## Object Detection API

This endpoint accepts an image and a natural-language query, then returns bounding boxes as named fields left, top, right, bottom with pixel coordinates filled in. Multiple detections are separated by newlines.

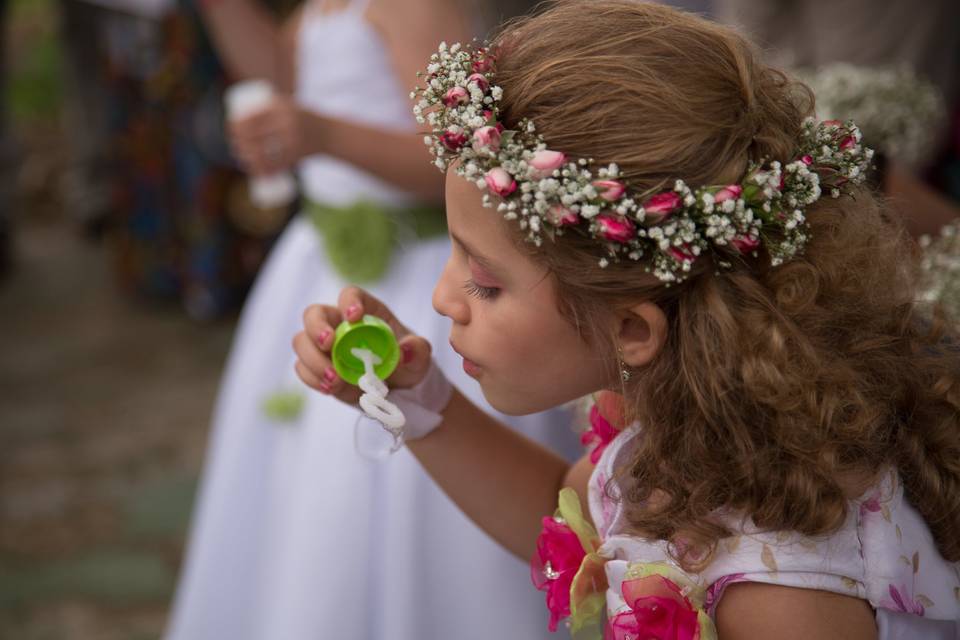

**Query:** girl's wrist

left=388, top=359, right=454, bottom=442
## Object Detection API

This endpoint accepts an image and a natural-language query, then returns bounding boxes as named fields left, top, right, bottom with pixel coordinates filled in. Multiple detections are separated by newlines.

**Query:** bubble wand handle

left=352, top=347, right=406, bottom=452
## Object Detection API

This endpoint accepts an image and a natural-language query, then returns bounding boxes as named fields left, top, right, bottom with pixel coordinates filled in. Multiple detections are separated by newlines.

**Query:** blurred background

left=1, top=0, right=295, bottom=637
left=0, top=0, right=957, bottom=639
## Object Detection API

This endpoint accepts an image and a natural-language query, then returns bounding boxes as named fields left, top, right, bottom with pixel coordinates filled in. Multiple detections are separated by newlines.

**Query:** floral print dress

left=533, top=403, right=960, bottom=639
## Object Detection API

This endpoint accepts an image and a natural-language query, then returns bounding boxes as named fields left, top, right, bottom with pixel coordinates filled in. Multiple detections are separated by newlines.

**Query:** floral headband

left=412, top=42, right=874, bottom=284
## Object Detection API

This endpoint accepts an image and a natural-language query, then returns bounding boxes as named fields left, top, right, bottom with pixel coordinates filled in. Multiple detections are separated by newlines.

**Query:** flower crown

left=412, top=42, right=876, bottom=284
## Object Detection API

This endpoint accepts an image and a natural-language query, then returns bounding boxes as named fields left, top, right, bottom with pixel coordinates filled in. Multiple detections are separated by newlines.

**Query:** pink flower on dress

left=581, top=403, right=620, bottom=464
left=443, top=86, right=469, bottom=107
left=800, top=154, right=814, bottom=165
left=713, top=184, right=742, bottom=203
left=531, top=516, right=587, bottom=631
left=593, top=179, right=627, bottom=202
left=840, top=135, right=856, bottom=150
left=596, top=214, right=637, bottom=243
left=885, top=584, right=925, bottom=616
left=704, top=573, right=747, bottom=614
left=530, top=150, right=567, bottom=178
left=484, top=168, right=517, bottom=196
left=606, top=575, right=702, bottom=640
left=859, top=492, right=883, bottom=518
left=643, top=191, right=683, bottom=224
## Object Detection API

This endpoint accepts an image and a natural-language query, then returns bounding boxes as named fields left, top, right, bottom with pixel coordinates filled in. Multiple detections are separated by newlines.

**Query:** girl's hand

left=293, top=286, right=434, bottom=403
left=228, top=94, right=310, bottom=176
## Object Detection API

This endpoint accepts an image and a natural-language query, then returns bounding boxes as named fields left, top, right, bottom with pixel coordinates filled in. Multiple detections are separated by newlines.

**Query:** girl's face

left=433, top=172, right=613, bottom=415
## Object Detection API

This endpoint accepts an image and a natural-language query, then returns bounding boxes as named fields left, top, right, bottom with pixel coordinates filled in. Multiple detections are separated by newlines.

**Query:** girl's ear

left=618, top=302, right=668, bottom=367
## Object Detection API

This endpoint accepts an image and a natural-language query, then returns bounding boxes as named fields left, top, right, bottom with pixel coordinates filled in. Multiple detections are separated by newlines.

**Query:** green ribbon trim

left=306, top=199, right=446, bottom=284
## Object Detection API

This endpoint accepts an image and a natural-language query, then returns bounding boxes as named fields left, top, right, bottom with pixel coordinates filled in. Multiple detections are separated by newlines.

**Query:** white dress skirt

left=163, top=3, right=581, bottom=639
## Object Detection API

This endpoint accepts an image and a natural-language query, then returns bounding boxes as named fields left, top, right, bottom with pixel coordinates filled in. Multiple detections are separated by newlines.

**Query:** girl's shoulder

left=588, top=429, right=960, bottom=625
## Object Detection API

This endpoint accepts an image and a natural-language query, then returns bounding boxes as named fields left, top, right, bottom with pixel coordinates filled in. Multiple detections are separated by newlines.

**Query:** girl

left=294, top=1, right=960, bottom=638
left=166, top=1, right=579, bottom=639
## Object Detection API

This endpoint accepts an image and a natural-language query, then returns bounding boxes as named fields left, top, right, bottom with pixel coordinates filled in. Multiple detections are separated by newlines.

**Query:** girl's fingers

left=302, top=304, right=343, bottom=351
left=295, top=359, right=327, bottom=392
left=292, top=331, right=334, bottom=381
left=337, top=286, right=411, bottom=339
left=387, top=335, right=433, bottom=389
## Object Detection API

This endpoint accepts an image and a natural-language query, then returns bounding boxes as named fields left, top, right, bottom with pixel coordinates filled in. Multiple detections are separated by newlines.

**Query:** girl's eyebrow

left=450, top=232, right=503, bottom=278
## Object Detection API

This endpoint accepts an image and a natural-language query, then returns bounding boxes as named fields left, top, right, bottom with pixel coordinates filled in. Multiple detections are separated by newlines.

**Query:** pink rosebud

left=592, top=179, right=627, bottom=202
left=545, top=204, right=579, bottom=226
left=472, top=126, right=501, bottom=153
left=730, top=234, right=760, bottom=254
left=467, top=73, right=489, bottom=92
left=484, top=167, right=517, bottom=197
left=800, top=154, right=814, bottom=165
left=713, top=184, right=743, bottom=203
left=442, top=86, right=469, bottom=107
left=642, top=191, right=682, bottom=224
left=669, top=244, right=696, bottom=264
left=840, top=135, right=856, bottom=150
left=482, top=109, right=505, bottom=133
left=596, top=214, right=636, bottom=243
left=823, top=119, right=843, bottom=127
left=472, top=55, right=495, bottom=74
left=529, top=150, right=566, bottom=178
left=439, top=128, right=468, bottom=151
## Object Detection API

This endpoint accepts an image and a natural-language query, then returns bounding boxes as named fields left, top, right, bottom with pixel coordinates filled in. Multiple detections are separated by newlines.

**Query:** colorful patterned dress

left=534, top=400, right=960, bottom=639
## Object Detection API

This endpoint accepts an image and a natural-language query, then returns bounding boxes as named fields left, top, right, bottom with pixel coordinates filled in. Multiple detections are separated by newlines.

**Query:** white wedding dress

left=163, top=2, right=580, bottom=639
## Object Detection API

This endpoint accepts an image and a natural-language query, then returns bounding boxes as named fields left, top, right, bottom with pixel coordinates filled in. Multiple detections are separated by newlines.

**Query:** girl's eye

left=463, top=279, right=500, bottom=300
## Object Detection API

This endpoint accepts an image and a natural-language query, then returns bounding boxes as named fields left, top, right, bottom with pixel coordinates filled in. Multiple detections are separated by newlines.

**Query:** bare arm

left=716, top=583, right=877, bottom=640
left=228, top=0, right=470, bottom=201
left=199, top=0, right=298, bottom=91
left=294, top=290, right=595, bottom=561
left=304, top=0, right=473, bottom=201
left=408, top=390, right=594, bottom=559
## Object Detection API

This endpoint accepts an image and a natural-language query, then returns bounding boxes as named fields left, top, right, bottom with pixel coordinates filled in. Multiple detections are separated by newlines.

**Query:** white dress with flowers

left=585, top=426, right=960, bottom=639
left=164, top=2, right=578, bottom=640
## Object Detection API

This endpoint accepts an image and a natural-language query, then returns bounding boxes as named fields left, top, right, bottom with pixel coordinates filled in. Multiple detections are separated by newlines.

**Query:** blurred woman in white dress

left=163, top=1, right=580, bottom=639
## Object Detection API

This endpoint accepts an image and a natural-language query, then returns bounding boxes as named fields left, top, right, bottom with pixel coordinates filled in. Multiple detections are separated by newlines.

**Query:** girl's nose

left=432, top=260, right=470, bottom=325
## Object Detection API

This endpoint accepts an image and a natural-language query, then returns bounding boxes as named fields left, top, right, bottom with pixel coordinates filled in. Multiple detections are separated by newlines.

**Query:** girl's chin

left=480, top=384, right=584, bottom=417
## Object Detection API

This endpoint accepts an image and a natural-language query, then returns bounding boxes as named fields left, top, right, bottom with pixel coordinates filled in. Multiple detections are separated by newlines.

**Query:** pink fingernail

left=319, top=382, right=332, bottom=394
left=346, top=304, right=360, bottom=319
left=317, top=329, right=331, bottom=345
left=324, top=368, right=337, bottom=382
left=401, top=343, right=414, bottom=365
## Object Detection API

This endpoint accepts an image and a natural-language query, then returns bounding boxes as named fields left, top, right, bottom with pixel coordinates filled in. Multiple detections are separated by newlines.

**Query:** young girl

left=293, top=2, right=960, bottom=637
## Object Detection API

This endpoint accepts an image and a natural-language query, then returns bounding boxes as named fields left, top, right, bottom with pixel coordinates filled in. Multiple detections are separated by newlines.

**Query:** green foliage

left=6, top=0, right=62, bottom=124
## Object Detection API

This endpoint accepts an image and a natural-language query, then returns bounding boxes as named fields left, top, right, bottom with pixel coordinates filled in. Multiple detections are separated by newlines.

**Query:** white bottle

left=223, top=79, right=297, bottom=209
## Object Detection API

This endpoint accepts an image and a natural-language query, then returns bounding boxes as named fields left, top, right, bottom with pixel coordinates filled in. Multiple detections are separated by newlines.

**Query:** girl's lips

left=462, top=357, right=482, bottom=378
left=450, top=341, right=483, bottom=378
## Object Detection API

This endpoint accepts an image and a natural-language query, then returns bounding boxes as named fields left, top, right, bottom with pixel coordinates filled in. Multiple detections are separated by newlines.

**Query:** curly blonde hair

left=492, top=0, right=960, bottom=567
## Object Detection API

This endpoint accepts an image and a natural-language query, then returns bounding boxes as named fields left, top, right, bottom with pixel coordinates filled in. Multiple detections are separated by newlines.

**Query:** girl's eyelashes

left=463, top=279, right=500, bottom=300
